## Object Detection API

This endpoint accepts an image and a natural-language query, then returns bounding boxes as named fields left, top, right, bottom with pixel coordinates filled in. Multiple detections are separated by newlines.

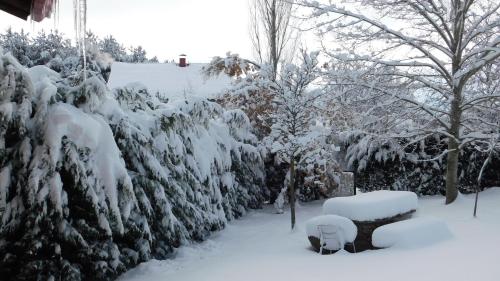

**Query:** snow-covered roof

left=107, top=62, right=232, bottom=100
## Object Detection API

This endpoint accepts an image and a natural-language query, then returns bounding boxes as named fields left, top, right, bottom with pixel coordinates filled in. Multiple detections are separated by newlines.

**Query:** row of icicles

left=31, top=0, right=88, bottom=80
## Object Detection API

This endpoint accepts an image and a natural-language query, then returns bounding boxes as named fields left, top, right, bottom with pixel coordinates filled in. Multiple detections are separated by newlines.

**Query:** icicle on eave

left=29, top=0, right=87, bottom=81
left=29, top=0, right=59, bottom=33
left=73, top=0, right=88, bottom=81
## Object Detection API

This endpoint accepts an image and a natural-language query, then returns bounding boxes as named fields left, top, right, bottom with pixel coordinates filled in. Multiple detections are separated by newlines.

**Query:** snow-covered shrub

left=111, top=85, right=266, bottom=245
left=0, top=51, right=131, bottom=281
left=57, top=46, right=113, bottom=86
left=0, top=51, right=265, bottom=280
left=341, top=132, right=500, bottom=195
left=204, top=53, right=274, bottom=140
left=273, top=186, right=287, bottom=213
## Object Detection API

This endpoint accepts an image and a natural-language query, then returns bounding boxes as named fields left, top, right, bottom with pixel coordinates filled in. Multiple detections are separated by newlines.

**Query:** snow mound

left=107, top=62, right=232, bottom=100
left=372, top=217, right=453, bottom=248
left=323, top=191, right=418, bottom=221
left=306, top=215, right=357, bottom=250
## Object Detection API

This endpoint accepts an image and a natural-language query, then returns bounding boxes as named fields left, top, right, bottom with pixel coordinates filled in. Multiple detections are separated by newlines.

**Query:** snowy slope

left=119, top=188, right=500, bottom=281
left=107, top=62, right=232, bottom=100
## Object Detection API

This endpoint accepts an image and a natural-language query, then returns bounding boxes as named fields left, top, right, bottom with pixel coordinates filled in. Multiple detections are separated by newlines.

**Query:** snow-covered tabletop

left=323, top=191, right=418, bottom=222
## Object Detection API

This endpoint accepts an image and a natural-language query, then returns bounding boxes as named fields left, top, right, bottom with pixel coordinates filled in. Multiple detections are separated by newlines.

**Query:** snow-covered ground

left=119, top=188, right=500, bottom=281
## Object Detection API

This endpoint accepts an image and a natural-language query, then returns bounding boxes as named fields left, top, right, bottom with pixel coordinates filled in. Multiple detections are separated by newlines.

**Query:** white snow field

left=107, top=62, right=232, bottom=100
left=119, top=188, right=500, bottom=281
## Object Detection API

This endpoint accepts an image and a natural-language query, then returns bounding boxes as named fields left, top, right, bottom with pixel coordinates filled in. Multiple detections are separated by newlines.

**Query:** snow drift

left=372, top=217, right=453, bottom=248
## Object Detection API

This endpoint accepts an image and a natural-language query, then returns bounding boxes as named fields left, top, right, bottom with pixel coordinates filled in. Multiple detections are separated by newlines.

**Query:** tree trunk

left=473, top=187, right=479, bottom=217
left=289, top=157, right=296, bottom=229
left=270, top=0, right=278, bottom=81
left=445, top=141, right=459, bottom=204
left=445, top=89, right=462, bottom=204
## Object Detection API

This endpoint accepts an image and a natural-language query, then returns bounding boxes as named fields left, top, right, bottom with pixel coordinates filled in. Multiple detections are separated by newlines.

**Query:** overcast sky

left=0, top=0, right=254, bottom=62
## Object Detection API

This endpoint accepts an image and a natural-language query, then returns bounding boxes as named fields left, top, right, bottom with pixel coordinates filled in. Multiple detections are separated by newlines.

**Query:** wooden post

left=290, top=158, right=296, bottom=229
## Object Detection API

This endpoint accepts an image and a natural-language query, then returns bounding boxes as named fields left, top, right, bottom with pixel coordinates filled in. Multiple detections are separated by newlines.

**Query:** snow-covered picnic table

left=322, top=191, right=418, bottom=251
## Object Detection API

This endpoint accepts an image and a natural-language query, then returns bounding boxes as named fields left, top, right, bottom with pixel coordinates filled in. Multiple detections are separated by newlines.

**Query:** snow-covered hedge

left=341, top=132, right=500, bottom=195
left=0, top=51, right=265, bottom=280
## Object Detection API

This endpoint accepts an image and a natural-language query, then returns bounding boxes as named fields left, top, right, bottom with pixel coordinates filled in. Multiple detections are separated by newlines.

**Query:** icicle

left=53, top=0, right=60, bottom=30
left=73, top=0, right=88, bottom=81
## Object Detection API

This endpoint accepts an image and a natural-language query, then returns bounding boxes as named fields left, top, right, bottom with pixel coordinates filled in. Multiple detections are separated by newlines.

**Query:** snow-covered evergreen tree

left=0, top=28, right=33, bottom=66
left=127, top=46, right=148, bottom=63
left=30, top=30, right=74, bottom=66
left=99, top=35, right=127, bottom=62
left=0, top=30, right=154, bottom=75
left=148, top=56, right=159, bottom=63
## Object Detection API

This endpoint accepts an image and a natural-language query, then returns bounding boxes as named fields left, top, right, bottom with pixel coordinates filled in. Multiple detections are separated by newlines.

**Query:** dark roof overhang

left=0, top=0, right=32, bottom=20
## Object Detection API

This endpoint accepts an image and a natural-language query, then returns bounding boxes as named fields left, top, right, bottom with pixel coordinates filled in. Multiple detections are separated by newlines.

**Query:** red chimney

left=179, top=54, right=187, bottom=67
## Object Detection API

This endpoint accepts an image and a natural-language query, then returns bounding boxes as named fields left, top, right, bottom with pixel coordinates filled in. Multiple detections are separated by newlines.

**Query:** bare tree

left=249, top=0, right=298, bottom=80
left=300, top=0, right=500, bottom=204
